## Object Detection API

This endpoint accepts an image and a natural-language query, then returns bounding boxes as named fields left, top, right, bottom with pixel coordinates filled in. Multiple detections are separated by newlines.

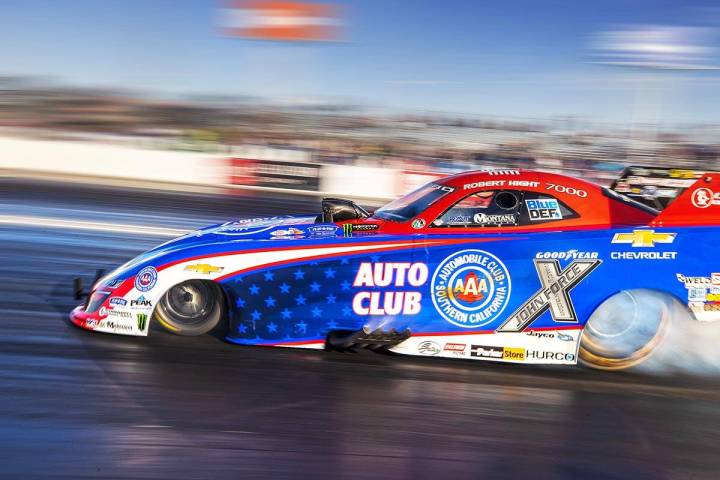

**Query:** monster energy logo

left=496, top=259, right=601, bottom=332
left=343, top=224, right=353, bottom=236
left=136, top=313, right=148, bottom=331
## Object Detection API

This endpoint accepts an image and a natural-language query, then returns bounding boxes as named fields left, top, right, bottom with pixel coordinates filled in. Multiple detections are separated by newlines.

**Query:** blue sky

left=1, top=0, right=720, bottom=123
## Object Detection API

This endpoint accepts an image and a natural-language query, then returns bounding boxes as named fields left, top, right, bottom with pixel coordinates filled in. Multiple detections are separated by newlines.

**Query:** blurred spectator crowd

left=1, top=76, right=719, bottom=187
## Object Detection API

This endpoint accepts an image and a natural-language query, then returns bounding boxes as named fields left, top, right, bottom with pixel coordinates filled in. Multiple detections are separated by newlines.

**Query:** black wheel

left=154, top=280, right=226, bottom=336
left=579, top=289, right=670, bottom=371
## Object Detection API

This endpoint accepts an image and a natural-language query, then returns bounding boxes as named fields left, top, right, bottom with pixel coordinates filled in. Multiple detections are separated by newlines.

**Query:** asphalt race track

left=2, top=179, right=720, bottom=479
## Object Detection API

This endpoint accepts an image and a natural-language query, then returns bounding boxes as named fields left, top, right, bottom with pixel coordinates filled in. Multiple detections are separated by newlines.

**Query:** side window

left=432, top=190, right=522, bottom=228
left=431, top=190, right=579, bottom=228
left=520, top=192, right=578, bottom=224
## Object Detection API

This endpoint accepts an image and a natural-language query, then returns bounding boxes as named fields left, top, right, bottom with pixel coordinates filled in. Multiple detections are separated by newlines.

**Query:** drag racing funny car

left=71, top=168, right=720, bottom=370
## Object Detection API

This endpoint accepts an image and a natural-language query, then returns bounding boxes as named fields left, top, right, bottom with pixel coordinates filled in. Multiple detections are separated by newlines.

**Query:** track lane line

left=0, top=214, right=190, bottom=237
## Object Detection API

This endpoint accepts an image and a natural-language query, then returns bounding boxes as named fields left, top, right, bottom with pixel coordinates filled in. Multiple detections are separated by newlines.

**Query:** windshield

left=374, top=183, right=455, bottom=222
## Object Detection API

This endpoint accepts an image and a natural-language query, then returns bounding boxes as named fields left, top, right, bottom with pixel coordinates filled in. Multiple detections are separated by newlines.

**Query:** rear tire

left=154, top=280, right=225, bottom=336
left=579, top=289, right=670, bottom=371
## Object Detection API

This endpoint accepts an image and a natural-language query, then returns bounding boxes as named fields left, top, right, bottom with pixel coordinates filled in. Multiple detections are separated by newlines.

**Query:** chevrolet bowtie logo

left=611, top=230, right=676, bottom=248
left=184, top=264, right=224, bottom=274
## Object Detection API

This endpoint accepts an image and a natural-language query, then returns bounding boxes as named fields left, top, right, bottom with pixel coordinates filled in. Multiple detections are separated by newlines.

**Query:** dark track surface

left=2, top=180, right=720, bottom=479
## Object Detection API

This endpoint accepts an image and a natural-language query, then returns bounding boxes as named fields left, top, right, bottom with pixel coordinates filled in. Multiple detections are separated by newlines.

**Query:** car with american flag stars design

left=71, top=168, right=720, bottom=370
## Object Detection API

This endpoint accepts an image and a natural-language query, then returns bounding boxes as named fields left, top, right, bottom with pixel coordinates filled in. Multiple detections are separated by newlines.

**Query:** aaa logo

left=431, top=249, right=511, bottom=328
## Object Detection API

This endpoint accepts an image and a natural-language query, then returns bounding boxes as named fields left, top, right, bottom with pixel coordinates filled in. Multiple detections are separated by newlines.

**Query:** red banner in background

left=222, top=1, right=343, bottom=42
left=229, top=158, right=321, bottom=191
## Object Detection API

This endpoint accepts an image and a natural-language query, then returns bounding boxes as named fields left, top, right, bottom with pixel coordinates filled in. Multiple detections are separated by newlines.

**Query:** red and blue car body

left=70, top=169, right=720, bottom=366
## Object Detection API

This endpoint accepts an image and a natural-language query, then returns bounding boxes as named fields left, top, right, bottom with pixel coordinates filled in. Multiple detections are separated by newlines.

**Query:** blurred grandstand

left=1, top=76, right=718, bottom=192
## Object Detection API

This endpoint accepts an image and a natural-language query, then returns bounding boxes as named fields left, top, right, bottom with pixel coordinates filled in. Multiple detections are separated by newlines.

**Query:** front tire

left=154, top=280, right=226, bottom=336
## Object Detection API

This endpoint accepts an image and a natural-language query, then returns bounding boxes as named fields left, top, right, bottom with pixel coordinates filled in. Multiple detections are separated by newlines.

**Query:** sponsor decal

left=184, top=264, right=224, bottom=275
left=136, top=313, right=148, bottom=332
left=463, top=180, right=507, bottom=190
left=557, top=332, right=574, bottom=342
left=342, top=223, right=380, bottom=235
left=443, top=343, right=467, bottom=354
left=352, top=262, right=428, bottom=315
left=213, top=217, right=307, bottom=236
left=135, top=266, right=158, bottom=292
left=508, top=180, right=539, bottom=187
left=526, top=330, right=554, bottom=339
left=411, top=219, right=426, bottom=229
left=109, top=297, right=127, bottom=307
left=470, top=345, right=503, bottom=358
left=677, top=273, right=720, bottom=309
left=689, top=288, right=706, bottom=301
left=352, top=224, right=380, bottom=231
left=526, top=199, right=562, bottom=221
left=676, top=273, right=719, bottom=288
left=497, top=259, right=601, bottom=333
left=85, top=319, right=98, bottom=328
left=306, top=225, right=339, bottom=237
left=526, top=330, right=575, bottom=342
left=535, top=250, right=598, bottom=260
left=691, top=187, right=720, bottom=208
left=473, top=212, right=517, bottom=225
left=98, top=307, right=108, bottom=317
left=611, top=230, right=676, bottom=248
left=611, top=251, right=677, bottom=260
left=98, top=320, right=133, bottom=333
left=545, top=183, right=587, bottom=198
left=526, top=351, right=576, bottom=362
left=108, top=310, right=132, bottom=318
left=470, top=345, right=525, bottom=361
left=431, top=249, right=511, bottom=328
left=270, top=227, right=304, bottom=237
left=417, top=341, right=441, bottom=356
left=130, top=296, right=152, bottom=308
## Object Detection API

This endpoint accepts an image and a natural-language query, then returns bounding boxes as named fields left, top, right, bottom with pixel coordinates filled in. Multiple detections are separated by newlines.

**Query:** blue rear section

left=216, top=225, right=716, bottom=345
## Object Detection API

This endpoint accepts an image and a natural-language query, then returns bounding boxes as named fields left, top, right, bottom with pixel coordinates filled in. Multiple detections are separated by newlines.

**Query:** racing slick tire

left=154, top=280, right=226, bottom=336
left=579, top=289, right=671, bottom=371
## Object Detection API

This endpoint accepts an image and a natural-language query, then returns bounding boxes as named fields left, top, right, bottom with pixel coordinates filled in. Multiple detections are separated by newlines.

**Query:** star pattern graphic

left=225, top=252, right=402, bottom=342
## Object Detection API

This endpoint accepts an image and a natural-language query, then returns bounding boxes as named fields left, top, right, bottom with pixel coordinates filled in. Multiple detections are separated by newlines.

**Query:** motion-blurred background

left=4, top=2, right=720, bottom=478
left=3, top=0, right=720, bottom=198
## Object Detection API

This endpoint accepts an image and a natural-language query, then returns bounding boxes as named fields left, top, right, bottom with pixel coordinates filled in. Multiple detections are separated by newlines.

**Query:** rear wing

left=610, top=166, right=708, bottom=211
